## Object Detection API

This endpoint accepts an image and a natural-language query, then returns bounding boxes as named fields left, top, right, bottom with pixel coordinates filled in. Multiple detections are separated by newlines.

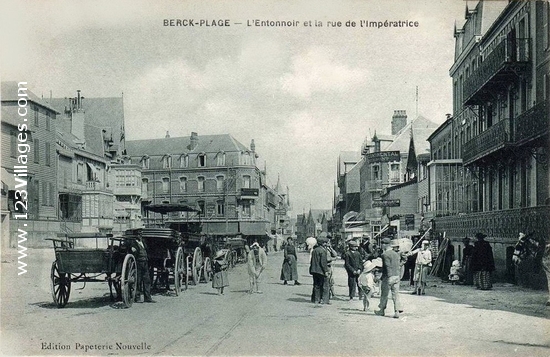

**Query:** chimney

left=250, top=139, right=255, bottom=152
left=391, top=110, right=407, bottom=135
left=165, top=131, right=170, bottom=138
left=190, top=132, right=199, bottom=150
left=71, top=90, right=85, bottom=141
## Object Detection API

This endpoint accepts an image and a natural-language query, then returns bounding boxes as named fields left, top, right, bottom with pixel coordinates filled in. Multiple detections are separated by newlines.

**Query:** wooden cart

left=47, top=233, right=137, bottom=308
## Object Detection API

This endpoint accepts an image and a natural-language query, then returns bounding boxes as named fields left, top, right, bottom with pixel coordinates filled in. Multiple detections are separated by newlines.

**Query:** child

left=449, top=259, right=461, bottom=285
left=358, top=258, right=382, bottom=311
left=212, top=250, right=229, bottom=295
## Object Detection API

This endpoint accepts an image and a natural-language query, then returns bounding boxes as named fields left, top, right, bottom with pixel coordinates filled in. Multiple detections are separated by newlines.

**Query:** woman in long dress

left=212, top=251, right=229, bottom=295
left=280, top=237, right=301, bottom=285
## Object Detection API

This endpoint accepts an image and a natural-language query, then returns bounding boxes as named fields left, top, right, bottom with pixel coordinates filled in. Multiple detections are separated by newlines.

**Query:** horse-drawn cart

left=124, top=227, right=188, bottom=295
left=47, top=233, right=137, bottom=308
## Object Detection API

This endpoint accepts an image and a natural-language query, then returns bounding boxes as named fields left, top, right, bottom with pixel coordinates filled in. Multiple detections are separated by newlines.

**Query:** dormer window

left=163, top=155, right=172, bottom=169
left=141, top=156, right=150, bottom=169
left=180, top=155, right=189, bottom=168
left=216, top=152, right=226, bottom=166
left=241, top=152, right=251, bottom=165
left=198, top=153, right=206, bottom=167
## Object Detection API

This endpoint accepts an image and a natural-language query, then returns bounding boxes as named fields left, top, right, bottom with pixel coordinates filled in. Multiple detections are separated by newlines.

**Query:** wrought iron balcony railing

left=462, top=118, right=511, bottom=165
left=433, top=206, right=550, bottom=243
left=463, top=38, right=530, bottom=105
left=513, top=101, right=549, bottom=145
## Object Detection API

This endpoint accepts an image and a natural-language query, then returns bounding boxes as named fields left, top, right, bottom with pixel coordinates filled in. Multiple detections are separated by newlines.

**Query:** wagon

left=46, top=233, right=137, bottom=308
left=224, top=237, right=247, bottom=267
left=124, top=227, right=188, bottom=295
left=182, top=233, right=215, bottom=285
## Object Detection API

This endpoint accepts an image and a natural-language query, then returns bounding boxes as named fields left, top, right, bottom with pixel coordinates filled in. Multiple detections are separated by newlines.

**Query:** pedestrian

left=309, top=236, right=329, bottom=305
left=344, top=240, right=363, bottom=300
left=131, top=231, right=154, bottom=303
left=471, top=232, right=495, bottom=290
left=245, top=245, right=256, bottom=294
left=212, top=250, right=229, bottom=295
left=409, top=240, right=432, bottom=295
left=462, top=237, right=474, bottom=285
left=280, top=237, right=301, bottom=286
left=325, top=237, right=338, bottom=299
left=449, top=260, right=461, bottom=285
left=250, top=242, right=267, bottom=293
left=358, top=258, right=382, bottom=312
left=375, top=238, right=403, bottom=318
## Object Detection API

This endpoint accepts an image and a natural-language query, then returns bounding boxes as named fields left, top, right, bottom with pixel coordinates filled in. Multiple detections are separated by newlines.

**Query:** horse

left=512, top=232, right=550, bottom=306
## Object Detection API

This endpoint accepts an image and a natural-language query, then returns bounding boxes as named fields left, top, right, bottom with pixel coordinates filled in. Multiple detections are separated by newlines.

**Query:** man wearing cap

left=409, top=240, right=433, bottom=295
left=344, top=240, right=364, bottom=300
left=131, top=231, right=154, bottom=303
left=375, top=238, right=402, bottom=318
left=309, top=237, right=329, bottom=304
left=471, top=232, right=494, bottom=290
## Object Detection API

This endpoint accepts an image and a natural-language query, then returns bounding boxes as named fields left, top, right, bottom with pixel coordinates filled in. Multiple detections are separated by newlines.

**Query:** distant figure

left=250, top=242, right=267, bottom=293
left=212, top=251, right=229, bottom=295
left=471, top=232, right=495, bottom=290
left=309, top=237, right=329, bottom=305
left=344, top=240, right=363, bottom=300
left=462, top=237, right=474, bottom=285
left=410, top=240, right=433, bottom=295
left=280, top=237, right=300, bottom=286
left=449, top=260, right=461, bottom=285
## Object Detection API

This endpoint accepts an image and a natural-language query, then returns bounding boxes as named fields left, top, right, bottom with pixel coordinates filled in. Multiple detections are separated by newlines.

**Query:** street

left=1, top=248, right=549, bottom=356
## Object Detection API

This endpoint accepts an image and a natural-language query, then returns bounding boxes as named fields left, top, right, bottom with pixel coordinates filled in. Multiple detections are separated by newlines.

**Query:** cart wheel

left=192, top=247, right=202, bottom=285
left=50, top=261, right=71, bottom=308
left=203, top=257, right=212, bottom=282
left=174, top=247, right=184, bottom=295
left=121, top=254, right=137, bottom=308
left=185, top=255, right=191, bottom=290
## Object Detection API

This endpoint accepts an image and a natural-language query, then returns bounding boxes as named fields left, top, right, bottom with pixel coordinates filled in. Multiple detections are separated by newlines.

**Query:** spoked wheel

left=174, top=247, right=185, bottom=295
left=50, top=261, right=71, bottom=308
left=121, top=254, right=137, bottom=308
left=192, top=247, right=202, bottom=285
left=203, top=257, right=212, bottom=282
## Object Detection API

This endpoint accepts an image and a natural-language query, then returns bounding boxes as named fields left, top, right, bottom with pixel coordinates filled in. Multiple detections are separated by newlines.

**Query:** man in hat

left=131, top=231, right=154, bottom=303
left=344, top=240, right=364, bottom=300
left=409, top=240, right=432, bottom=295
left=462, top=237, right=474, bottom=285
left=471, top=232, right=494, bottom=290
left=309, top=236, right=329, bottom=304
left=375, top=238, right=403, bottom=318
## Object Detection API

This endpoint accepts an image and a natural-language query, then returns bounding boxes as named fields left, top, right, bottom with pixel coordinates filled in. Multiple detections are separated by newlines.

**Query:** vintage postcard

left=1, top=0, right=549, bottom=356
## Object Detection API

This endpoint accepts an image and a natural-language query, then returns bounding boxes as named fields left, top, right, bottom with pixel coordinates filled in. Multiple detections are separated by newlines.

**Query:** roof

left=1, top=82, right=60, bottom=113
left=126, top=134, right=249, bottom=157
left=338, top=151, right=361, bottom=176
left=385, top=115, right=439, bottom=156
left=47, top=96, right=125, bottom=154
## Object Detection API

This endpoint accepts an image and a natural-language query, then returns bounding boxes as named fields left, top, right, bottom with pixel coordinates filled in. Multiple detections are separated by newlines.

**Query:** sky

left=0, top=0, right=470, bottom=215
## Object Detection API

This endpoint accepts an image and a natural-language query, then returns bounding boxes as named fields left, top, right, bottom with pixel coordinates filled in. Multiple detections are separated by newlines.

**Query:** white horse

left=512, top=232, right=550, bottom=306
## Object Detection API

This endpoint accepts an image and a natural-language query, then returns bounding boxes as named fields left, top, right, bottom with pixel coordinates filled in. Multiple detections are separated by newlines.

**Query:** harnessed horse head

left=512, top=232, right=541, bottom=265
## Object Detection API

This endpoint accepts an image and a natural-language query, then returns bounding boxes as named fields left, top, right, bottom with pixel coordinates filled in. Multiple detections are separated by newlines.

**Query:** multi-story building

left=2, top=82, right=60, bottom=247
left=126, top=132, right=276, bottom=244
left=432, top=1, right=550, bottom=286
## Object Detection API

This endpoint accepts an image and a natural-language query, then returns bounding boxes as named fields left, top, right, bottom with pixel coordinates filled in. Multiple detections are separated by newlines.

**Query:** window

left=49, top=182, right=55, bottom=207
left=34, top=138, right=40, bottom=163
left=10, top=131, right=16, bottom=158
left=45, top=142, right=51, bottom=166
left=162, top=177, right=169, bottom=193
left=242, top=175, right=251, bottom=189
left=217, top=152, right=225, bottom=166
left=42, top=181, right=48, bottom=205
left=242, top=201, right=251, bottom=217
left=217, top=201, right=225, bottom=216
left=34, top=106, right=39, bottom=127
left=180, top=155, right=189, bottom=168
left=179, top=177, right=187, bottom=192
left=197, top=177, right=205, bottom=192
left=390, top=163, right=400, bottom=182
left=141, top=178, right=148, bottom=194
left=216, top=176, right=224, bottom=192
left=372, top=165, right=380, bottom=180
left=163, top=155, right=172, bottom=169
left=77, top=163, right=84, bottom=183
left=46, top=116, right=51, bottom=131
left=198, top=154, right=206, bottom=167
left=142, top=157, right=150, bottom=169
left=242, top=152, right=251, bottom=165
left=197, top=200, right=205, bottom=215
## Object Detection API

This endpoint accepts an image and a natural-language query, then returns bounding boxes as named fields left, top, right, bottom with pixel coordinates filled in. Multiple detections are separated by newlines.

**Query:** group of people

left=460, top=232, right=495, bottom=290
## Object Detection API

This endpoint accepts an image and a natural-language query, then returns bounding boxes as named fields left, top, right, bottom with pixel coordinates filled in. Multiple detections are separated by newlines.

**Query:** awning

left=240, top=221, right=269, bottom=236
left=1, top=168, right=16, bottom=190
left=86, top=163, right=101, bottom=180
left=144, top=203, right=199, bottom=214
left=202, top=222, right=239, bottom=235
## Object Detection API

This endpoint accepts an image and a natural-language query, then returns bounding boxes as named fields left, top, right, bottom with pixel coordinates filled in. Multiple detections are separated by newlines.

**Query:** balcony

left=462, top=119, right=511, bottom=165
left=463, top=38, right=530, bottom=105
left=513, top=101, right=549, bottom=145
left=433, top=206, right=550, bottom=242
